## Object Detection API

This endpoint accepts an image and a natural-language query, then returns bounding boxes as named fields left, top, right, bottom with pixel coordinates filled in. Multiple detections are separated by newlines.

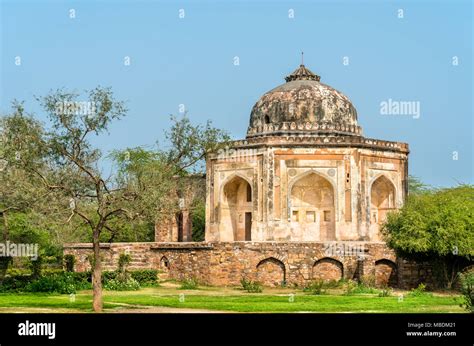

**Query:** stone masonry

left=63, top=241, right=433, bottom=289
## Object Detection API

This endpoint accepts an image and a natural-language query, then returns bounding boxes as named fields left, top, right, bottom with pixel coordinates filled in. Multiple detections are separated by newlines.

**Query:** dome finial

left=285, top=58, right=321, bottom=82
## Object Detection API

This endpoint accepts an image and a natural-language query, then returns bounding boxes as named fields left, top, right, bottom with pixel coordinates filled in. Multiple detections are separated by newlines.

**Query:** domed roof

left=247, top=64, right=362, bottom=138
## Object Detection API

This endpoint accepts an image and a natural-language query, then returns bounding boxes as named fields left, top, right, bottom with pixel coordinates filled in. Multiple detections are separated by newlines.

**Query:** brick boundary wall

left=63, top=242, right=434, bottom=289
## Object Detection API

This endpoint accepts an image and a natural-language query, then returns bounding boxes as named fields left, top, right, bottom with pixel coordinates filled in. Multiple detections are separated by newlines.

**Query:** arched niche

left=220, top=175, right=253, bottom=241
left=289, top=172, right=336, bottom=240
left=312, top=258, right=344, bottom=281
left=370, top=175, right=396, bottom=225
left=256, top=257, right=286, bottom=286
left=375, top=259, right=398, bottom=287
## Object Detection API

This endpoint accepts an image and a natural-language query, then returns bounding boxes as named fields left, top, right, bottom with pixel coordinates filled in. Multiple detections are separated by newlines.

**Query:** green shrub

left=191, top=201, right=205, bottom=242
left=343, top=279, right=358, bottom=295
left=58, top=270, right=159, bottom=287
left=6, top=268, right=30, bottom=276
left=351, top=285, right=380, bottom=294
left=130, top=270, right=159, bottom=286
left=179, top=278, right=199, bottom=290
left=324, top=279, right=344, bottom=289
left=71, top=271, right=91, bottom=284
left=102, top=255, right=142, bottom=291
left=408, top=283, right=432, bottom=297
left=0, top=268, right=156, bottom=293
left=344, top=276, right=382, bottom=295
left=64, top=255, right=75, bottom=272
left=458, top=272, right=474, bottom=312
left=240, top=278, right=263, bottom=293
left=303, top=280, right=326, bottom=295
left=0, top=257, right=12, bottom=279
left=26, top=272, right=77, bottom=294
left=378, top=288, right=393, bottom=297
left=0, top=275, right=32, bottom=292
left=118, top=253, right=132, bottom=272
left=29, top=257, right=43, bottom=279
left=360, top=275, right=376, bottom=288
left=71, top=272, right=92, bottom=290
left=41, top=268, right=64, bottom=276
left=0, top=271, right=92, bottom=293
left=104, top=277, right=140, bottom=291
left=102, top=271, right=118, bottom=283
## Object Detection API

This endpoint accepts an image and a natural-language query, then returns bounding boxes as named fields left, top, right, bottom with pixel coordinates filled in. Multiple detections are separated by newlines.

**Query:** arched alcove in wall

left=256, top=257, right=286, bottom=286
left=220, top=175, right=253, bottom=241
left=370, top=175, right=396, bottom=226
left=290, top=172, right=335, bottom=240
left=375, top=259, right=398, bottom=287
left=312, top=258, right=344, bottom=281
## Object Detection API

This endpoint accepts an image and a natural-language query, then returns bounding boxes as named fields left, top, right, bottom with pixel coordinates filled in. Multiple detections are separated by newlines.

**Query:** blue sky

left=1, top=0, right=472, bottom=187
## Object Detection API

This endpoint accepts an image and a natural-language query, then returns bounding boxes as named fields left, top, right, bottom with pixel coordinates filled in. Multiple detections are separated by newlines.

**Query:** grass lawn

left=0, top=283, right=466, bottom=313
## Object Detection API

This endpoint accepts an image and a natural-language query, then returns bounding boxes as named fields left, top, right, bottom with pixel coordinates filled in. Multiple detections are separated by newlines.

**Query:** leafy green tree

left=113, top=115, right=229, bottom=241
left=163, top=114, right=230, bottom=174
left=382, top=185, right=474, bottom=288
left=16, top=87, right=133, bottom=312
left=0, top=102, right=49, bottom=241
left=458, top=271, right=474, bottom=312
left=0, top=103, right=58, bottom=277
left=112, top=147, right=178, bottom=239
left=1, top=101, right=93, bottom=249
left=191, top=200, right=206, bottom=242
left=407, top=175, right=430, bottom=195
left=3, top=93, right=229, bottom=312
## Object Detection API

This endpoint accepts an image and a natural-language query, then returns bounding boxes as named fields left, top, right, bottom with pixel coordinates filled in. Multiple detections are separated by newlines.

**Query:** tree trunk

left=92, top=229, right=103, bottom=312
left=447, top=257, right=459, bottom=290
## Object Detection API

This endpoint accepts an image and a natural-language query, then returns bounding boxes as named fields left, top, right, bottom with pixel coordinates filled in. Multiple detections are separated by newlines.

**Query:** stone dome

left=246, top=64, right=362, bottom=138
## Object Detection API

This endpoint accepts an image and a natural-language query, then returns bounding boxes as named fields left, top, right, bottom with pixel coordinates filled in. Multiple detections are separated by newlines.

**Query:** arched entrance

left=220, top=176, right=252, bottom=241
left=158, top=256, right=170, bottom=279
left=290, top=172, right=335, bottom=240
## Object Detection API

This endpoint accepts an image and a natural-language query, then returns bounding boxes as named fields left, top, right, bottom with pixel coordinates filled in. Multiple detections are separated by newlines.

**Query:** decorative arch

left=288, top=169, right=336, bottom=194
left=369, top=174, right=397, bottom=226
left=375, top=259, right=398, bottom=287
left=368, top=173, right=398, bottom=204
left=219, top=172, right=253, bottom=198
left=219, top=174, right=253, bottom=241
left=288, top=171, right=336, bottom=240
left=256, top=253, right=287, bottom=264
left=312, top=257, right=344, bottom=281
left=256, top=257, right=286, bottom=286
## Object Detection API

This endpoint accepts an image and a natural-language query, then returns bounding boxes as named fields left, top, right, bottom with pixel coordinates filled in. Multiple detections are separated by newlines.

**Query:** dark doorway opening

left=177, top=212, right=184, bottom=242
left=245, top=212, right=252, bottom=241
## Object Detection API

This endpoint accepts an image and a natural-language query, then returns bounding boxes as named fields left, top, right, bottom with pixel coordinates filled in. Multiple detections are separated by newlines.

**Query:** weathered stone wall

left=64, top=241, right=432, bottom=289
left=397, top=259, right=436, bottom=289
